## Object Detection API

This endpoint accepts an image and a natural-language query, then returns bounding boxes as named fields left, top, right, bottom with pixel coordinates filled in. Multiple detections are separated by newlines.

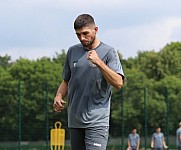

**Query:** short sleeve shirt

left=62, top=42, right=124, bottom=128
left=128, top=133, right=140, bottom=147
left=152, top=132, right=164, bottom=148
left=176, top=128, right=181, bottom=146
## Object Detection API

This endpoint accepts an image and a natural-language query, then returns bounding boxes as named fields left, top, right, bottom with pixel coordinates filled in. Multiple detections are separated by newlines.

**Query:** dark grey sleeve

left=106, top=49, right=124, bottom=79
left=62, top=50, right=71, bottom=81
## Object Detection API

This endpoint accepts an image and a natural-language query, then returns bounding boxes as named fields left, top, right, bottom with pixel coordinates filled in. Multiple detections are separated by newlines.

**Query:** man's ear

left=94, top=26, right=98, bottom=33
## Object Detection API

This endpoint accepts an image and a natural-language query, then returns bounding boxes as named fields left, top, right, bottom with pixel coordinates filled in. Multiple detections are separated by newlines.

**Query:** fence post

left=45, top=82, right=49, bottom=149
left=18, top=80, right=21, bottom=150
left=165, top=89, right=169, bottom=149
left=121, top=87, right=124, bottom=150
left=144, top=87, right=147, bottom=150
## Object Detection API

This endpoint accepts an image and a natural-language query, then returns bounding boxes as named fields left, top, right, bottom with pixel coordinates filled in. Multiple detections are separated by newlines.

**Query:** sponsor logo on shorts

left=93, top=143, right=101, bottom=147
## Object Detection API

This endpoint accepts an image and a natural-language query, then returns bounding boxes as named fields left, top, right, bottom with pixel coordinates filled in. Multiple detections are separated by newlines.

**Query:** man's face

left=156, top=127, right=161, bottom=133
left=132, top=129, right=137, bottom=134
left=75, top=26, right=98, bottom=48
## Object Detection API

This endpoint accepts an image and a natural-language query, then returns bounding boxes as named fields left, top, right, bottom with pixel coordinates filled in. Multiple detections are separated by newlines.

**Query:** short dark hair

left=74, top=14, right=95, bottom=30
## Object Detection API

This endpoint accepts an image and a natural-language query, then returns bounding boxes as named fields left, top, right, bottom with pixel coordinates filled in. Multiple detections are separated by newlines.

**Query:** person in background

left=127, top=128, right=140, bottom=150
left=151, top=127, right=168, bottom=150
left=176, top=122, right=181, bottom=150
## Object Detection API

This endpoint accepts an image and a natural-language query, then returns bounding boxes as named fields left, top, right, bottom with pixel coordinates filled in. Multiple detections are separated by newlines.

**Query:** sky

left=0, top=0, right=181, bottom=60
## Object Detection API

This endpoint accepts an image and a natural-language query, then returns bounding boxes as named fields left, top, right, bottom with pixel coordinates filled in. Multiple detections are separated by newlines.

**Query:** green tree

left=0, top=54, right=12, bottom=69
left=0, top=68, right=19, bottom=141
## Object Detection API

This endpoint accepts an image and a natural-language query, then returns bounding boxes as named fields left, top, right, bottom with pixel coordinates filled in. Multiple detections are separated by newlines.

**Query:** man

left=151, top=127, right=168, bottom=150
left=176, top=122, right=181, bottom=150
left=127, top=128, right=140, bottom=150
left=53, top=14, right=124, bottom=150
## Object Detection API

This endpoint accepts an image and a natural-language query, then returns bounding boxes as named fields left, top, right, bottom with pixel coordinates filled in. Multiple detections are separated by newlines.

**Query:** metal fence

left=0, top=80, right=178, bottom=150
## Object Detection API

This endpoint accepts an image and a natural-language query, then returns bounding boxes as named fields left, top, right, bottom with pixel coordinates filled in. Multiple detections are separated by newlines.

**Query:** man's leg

left=70, top=128, right=86, bottom=150
left=85, top=126, right=109, bottom=150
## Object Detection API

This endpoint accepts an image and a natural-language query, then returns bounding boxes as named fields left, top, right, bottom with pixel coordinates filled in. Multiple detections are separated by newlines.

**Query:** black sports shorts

left=70, top=126, right=109, bottom=150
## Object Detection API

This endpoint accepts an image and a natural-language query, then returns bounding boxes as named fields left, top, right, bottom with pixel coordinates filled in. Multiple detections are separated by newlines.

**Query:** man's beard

left=81, top=36, right=96, bottom=48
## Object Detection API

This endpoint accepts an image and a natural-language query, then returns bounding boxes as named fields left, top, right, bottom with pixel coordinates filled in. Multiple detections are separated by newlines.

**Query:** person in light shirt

left=176, top=122, right=181, bottom=150
left=151, top=127, right=168, bottom=150
left=127, top=128, right=140, bottom=150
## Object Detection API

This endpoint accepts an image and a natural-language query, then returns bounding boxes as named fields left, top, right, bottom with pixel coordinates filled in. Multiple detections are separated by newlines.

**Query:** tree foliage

left=0, top=42, right=181, bottom=141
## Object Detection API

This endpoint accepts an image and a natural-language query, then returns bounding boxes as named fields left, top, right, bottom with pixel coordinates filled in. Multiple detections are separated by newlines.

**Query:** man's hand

left=87, top=50, right=101, bottom=65
left=53, top=95, right=66, bottom=112
left=127, top=146, right=131, bottom=150
left=164, top=145, right=168, bottom=149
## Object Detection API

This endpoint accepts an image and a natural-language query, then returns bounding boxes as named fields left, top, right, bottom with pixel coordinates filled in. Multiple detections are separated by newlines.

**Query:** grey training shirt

left=62, top=42, right=124, bottom=128
left=128, top=133, right=140, bottom=148
left=152, top=132, right=164, bottom=148
left=176, top=128, right=181, bottom=147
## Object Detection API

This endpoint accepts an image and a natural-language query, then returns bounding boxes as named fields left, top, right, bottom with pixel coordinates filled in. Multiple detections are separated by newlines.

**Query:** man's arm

left=53, top=80, right=68, bottom=112
left=127, top=138, right=131, bottom=150
left=87, top=50, right=123, bottom=89
left=96, top=60, right=123, bottom=89
left=151, top=137, right=154, bottom=148
left=136, top=138, right=140, bottom=150
left=163, top=140, right=168, bottom=149
left=163, top=137, right=168, bottom=149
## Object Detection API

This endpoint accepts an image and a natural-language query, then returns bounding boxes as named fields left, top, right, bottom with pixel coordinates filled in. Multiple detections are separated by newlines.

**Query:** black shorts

left=131, top=147, right=136, bottom=150
left=154, top=148, right=163, bottom=150
left=70, top=126, right=109, bottom=150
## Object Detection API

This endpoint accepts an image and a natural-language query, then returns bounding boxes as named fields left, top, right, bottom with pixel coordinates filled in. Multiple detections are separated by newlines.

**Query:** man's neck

left=86, top=38, right=100, bottom=50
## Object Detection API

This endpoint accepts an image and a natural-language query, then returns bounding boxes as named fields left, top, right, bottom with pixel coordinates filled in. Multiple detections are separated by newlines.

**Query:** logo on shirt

left=93, top=143, right=102, bottom=147
left=73, top=61, right=78, bottom=67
